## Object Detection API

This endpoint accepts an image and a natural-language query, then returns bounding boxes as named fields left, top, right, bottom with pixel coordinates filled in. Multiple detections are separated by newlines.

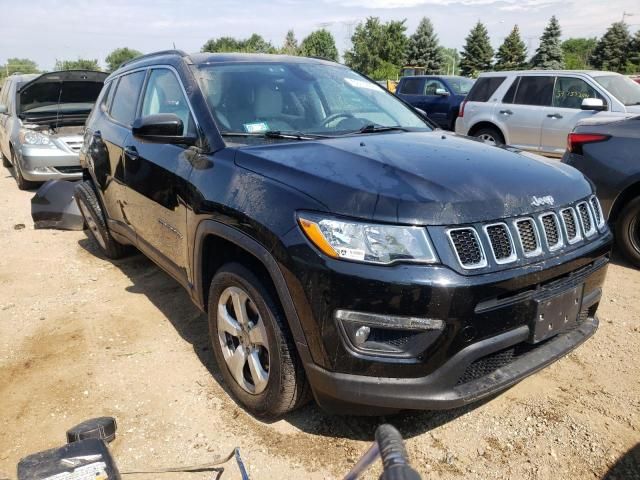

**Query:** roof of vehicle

left=4, top=73, right=39, bottom=84
left=477, top=70, right=620, bottom=78
left=400, top=75, right=473, bottom=79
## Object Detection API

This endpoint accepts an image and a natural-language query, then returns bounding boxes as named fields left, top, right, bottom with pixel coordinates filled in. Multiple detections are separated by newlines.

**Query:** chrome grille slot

left=577, top=201, right=596, bottom=237
left=590, top=196, right=604, bottom=229
left=561, top=208, right=581, bottom=244
left=484, top=223, right=516, bottom=264
left=540, top=213, right=562, bottom=251
left=447, top=228, right=487, bottom=269
left=515, top=218, right=541, bottom=256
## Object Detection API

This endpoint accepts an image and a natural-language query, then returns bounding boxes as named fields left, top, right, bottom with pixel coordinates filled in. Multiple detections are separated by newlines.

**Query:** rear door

left=540, top=76, right=607, bottom=156
left=123, top=67, right=197, bottom=274
left=396, top=77, right=426, bottom=108
left=499, top=75, right=554, bottom=151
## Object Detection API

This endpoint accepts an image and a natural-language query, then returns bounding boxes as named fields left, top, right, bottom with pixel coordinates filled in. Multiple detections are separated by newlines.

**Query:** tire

left=75, top=181, right=130, bottom=259
left=208, top=263, right=310, bottom=417
left=13, top=151, right=39, bottom=190
left=615, top=196, right=640, bottom=268
left=474, top=126, right=505, bottom=146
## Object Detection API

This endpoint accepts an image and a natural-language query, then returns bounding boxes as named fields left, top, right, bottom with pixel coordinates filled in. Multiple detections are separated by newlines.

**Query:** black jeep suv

left=77, top=50, right=611, bottom=417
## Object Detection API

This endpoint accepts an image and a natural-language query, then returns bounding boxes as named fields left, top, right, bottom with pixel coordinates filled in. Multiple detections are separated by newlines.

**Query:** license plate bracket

left=530, top=284, right=583, bottom=343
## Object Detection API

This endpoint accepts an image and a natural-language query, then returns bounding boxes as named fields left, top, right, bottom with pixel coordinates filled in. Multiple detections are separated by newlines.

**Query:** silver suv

left=0, top=70, right=107, bottom=189
left=455, top=70, right=640, bottom=157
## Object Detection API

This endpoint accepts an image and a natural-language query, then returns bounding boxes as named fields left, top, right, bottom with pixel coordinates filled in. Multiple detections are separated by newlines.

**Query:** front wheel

left=615, top=196, right=640, bottom=268
left=13, top=154, right=39, bottom=190
left=474, top=126, right=505, bottom=146
left=208, top=263, right=310, bottom=417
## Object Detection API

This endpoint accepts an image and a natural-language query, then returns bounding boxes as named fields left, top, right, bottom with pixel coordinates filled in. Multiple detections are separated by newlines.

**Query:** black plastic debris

left=31, top=180, right=84, bottom=230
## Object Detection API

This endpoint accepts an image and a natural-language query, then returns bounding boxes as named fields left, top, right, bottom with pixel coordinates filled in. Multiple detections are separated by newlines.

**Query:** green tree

left=281, top=30, right=299, bottom=56
left=439, top=47, right=460, bottom=75
left=300, top=29, right=339, bottom=61
left=561, top=38, right=597, bottom=69
left=105, top=47, right=143, bottom=72
left=201, top=34, right=275, bottom=54
left=459, top=21, right=493, bottom=77
left=344, top=17, right=408, bottom=79
left=0, top=58, right=39, bottom=78
left=406, top=17, right=443, bottom=74
left=590, top=22, right=632, bottom=73
left=530, top=16, right=564, bottom=69
left=54, top=59, right=101, bottom=71
left=495, top=25, right=527, bottom=70
left=630, top=30, right=640, bottom=72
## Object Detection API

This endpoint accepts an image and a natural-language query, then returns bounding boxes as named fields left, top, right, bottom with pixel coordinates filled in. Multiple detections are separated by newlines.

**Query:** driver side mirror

left=581, top=98, right=606, bottom=112
left=132, top=113, right=197, bottom=145
left=435, top=88, right=450, bottom=96
left=0, top=104, right=7, bottom=114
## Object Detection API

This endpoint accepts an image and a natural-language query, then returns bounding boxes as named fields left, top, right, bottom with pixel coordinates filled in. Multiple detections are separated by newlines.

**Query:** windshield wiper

left=355, top=124, right=411, bottom=134
left=220, top=130, right=329, bottom=140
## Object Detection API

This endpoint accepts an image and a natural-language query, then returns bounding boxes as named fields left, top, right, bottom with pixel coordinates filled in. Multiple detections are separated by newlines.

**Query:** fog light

left=354, top=325, right=371, bottom=345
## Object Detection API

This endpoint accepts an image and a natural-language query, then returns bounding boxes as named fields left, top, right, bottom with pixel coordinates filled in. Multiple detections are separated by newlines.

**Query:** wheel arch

left=609, top=180, right=640, bottom=224
left=468, top=121, right=506, bottom=143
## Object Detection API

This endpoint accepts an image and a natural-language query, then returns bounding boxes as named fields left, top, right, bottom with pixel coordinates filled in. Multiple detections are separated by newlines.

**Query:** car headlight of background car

left=297, top=212, right=438, bottom=265
left=19, top=129, right=53, bottom=146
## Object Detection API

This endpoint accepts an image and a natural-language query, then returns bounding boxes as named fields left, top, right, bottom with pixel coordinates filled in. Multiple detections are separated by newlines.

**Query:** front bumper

left=18, top=145, right=82, bottom=181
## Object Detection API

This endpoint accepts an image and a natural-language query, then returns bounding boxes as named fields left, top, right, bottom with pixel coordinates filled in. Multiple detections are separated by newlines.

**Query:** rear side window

left=399, top=78, right=424, bottom=95
left=109, top=70, right=146, bottom=126
left=466, top=77, right=506, bottom=102
left=514, top=76, right=554, bottom=106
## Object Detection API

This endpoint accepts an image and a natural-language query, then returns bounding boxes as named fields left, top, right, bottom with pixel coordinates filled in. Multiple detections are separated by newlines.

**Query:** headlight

left=297, top=213, right=438, bottom=265
left=19, top=129, right=52, bottom=145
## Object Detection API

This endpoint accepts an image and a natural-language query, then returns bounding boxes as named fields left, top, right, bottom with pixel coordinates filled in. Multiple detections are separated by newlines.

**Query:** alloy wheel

left=217, top=286, right=270, bottom=394
left=479, top=133, right=496, bottom=145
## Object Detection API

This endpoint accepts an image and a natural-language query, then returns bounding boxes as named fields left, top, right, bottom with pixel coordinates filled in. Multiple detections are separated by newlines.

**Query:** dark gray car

left=563, top=115, right=640, bottom=267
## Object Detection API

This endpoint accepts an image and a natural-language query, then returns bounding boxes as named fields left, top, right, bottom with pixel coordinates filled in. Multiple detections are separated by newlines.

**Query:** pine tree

left=281, top=30, right=299, bottom=56
left=495, top=25, right=527, bottom=71
left=590, top=22, right=632, bottom=73
left=459, top=21, right=493, bottom=77
left=630, top=30, right=640, bottom=71
left=300, top=29, right=339, bottom=62
left=530, top=16, right=564, bottom=69
left=406, top=17, right=443, bottom=74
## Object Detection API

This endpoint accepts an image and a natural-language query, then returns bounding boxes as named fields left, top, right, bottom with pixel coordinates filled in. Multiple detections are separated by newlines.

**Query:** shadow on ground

left=78, top=235, right=495, bottom=442
left=602, top=443, right=640, bottom=479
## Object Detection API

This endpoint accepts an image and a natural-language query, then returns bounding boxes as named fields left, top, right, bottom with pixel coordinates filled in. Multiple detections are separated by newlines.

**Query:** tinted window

left=514, top=76, right=554, bottom=106
left=502, top=77, right=519, bottom=104
left=141, top=69, right=195, bottom=136
left=553, top=77, right=603, bottom=109
left=466, top=77, right=506, bottom=102
left=400, top=78, right=424, bottom=95
left=110, top=71, right=146, bottom=126
left=424, top=79, right=447, bottom=95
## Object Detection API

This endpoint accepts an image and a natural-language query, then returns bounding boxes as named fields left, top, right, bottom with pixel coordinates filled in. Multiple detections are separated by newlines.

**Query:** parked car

left=76, top=51, right=611, bottom=417
left=563, top=115, right=640, bottom=267
left=396, top=75, right=474, bottom=130
left=455, top=70, right=640, bottom=157
left=0, top=70, right=107, bottom=189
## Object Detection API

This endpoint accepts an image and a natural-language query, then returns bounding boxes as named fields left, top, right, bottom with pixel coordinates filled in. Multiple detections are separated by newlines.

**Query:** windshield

left=193, top=62, right=431, bottom=138
left=595, top=75, right=640, bottom=106
left=448, top=77, right=475, bottom=95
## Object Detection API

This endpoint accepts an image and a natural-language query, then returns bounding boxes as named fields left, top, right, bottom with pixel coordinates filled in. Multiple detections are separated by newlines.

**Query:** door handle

left=124, top=146, right=139, bottom=160
left=499, top=109, right=513, bottom=115
left=547, top=113, right=563, bottom=119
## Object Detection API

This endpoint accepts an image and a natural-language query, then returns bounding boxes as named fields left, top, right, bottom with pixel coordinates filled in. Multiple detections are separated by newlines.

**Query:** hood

left=235, top=131, right=593, bottom=225
left=624, top=104, right=640, bottom=114
left=18, top=70, right=107, bottom=116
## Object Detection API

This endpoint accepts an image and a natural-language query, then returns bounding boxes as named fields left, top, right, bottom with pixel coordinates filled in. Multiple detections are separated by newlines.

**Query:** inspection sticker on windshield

left=337, top=247, right=365, bottom=261
left=243, top=122, right=269, bottom=133
left=344, top=77, right=379, bottom=91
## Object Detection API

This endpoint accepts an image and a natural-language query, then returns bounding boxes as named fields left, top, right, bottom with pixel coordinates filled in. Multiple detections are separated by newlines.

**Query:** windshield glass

left=595, top=75, right=640, bottom=106
left=448, top=77, right=475, bottom=95
left=193, top=62, right=431, bottom=137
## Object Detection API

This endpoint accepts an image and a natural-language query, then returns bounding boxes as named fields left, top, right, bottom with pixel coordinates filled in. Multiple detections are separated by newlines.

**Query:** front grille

left=590, top=196, right=603, bottom=228
left=55, top=166, right=82, bottom=174
left=561, top=208, right=579, bottom=243
left=456, top=342, right=539, bottom=385
left=577, top=202, right=595, bottom=236
left=448, top=228, right=486, bottom=268
left=541, top=213, right=561, bottom=250
left=485, top=223, right=515, bottom=263
left=63, top=140, right=83, bottom=153
left=516, top=219, right=539, bottom=255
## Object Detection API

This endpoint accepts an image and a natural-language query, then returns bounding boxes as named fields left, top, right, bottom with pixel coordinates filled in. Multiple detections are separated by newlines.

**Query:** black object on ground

left=31, top=180, right=84, bottom=230
left=66, top=417, right=117, bottom=444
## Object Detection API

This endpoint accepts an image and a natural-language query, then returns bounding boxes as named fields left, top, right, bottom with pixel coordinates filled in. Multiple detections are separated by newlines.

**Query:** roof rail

left=119, top=49, right=189, bottom=69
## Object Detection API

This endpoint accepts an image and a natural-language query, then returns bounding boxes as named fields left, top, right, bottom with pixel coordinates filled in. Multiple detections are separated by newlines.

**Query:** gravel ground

left=0, top=169, right=638, bottom=480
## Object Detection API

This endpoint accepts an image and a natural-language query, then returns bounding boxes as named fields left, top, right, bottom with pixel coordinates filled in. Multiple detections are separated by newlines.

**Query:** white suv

left=455, top=70, right=640, bottom=157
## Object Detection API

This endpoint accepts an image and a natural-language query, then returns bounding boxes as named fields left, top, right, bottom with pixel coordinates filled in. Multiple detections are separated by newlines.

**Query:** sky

left=0, top=0, right=638, bottom=70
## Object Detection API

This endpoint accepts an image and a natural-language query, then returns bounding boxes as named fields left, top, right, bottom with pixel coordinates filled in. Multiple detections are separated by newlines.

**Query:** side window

left=466, top=77, right=506, bottom=102
left=424, top=79, right=447, bottom=95
left=109, top=70, right=146, bottom=126
left=101, top=81, right=115, bottom=112
left=400, top=78, right=424, bottom=95
left=502, top=77, right=520, bottom=104
left=141, top=69, right=195, bottom=136
left=553, top=77, right=604, bottom=109
left=514, top=76, right=554, bottom=107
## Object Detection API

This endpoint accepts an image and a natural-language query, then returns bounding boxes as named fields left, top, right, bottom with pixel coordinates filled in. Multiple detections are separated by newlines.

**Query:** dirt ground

left=0, top=169, right=638, bottom=480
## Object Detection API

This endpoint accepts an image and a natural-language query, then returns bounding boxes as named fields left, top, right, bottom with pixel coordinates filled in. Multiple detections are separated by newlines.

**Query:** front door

left=422, top=78, right=450, bottom=128
left=540, top=76, right=607, bottom=156
left=124, top=68, right=197, bottom=274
